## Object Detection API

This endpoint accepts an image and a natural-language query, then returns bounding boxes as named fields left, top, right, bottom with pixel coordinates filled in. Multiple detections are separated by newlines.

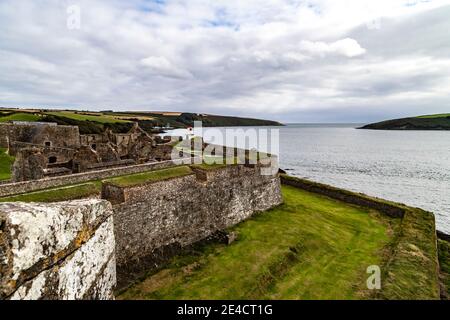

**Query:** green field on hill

left=0, top=108, right=283, bottom=134
left=119, top=185, right=401, bottom=300
left=0, top=112, right=41, bottom=123
left=45, top=111, right=130, bottom=124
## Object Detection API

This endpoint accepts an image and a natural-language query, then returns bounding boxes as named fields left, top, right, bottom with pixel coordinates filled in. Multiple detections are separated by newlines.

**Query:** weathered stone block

left=0, top=199, right=116, bottom=300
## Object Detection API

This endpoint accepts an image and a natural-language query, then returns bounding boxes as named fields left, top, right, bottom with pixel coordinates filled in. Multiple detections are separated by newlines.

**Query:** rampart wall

left=104, top=164, right=283, bottom=289
left=0, top=160, right=283, bottom=298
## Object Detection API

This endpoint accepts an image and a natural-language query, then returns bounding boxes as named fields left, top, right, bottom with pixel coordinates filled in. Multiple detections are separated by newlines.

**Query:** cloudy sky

left=1, top=0, right=450, bottom=123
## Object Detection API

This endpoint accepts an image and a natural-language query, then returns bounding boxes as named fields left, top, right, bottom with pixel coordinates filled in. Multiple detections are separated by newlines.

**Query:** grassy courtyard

left=119, top=185, right=400, bottom=300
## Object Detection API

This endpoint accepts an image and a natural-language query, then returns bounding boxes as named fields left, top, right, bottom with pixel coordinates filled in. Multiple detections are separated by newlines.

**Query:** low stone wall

left=0, top=158, right=200, bottom=198
left=0, top=200, right=116, bottom=300
left=103, top=165, right=283, bottom=289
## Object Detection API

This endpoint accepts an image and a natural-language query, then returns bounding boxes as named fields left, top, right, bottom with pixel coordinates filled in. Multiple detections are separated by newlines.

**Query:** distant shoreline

left=359, top=113, right=450, bottom=130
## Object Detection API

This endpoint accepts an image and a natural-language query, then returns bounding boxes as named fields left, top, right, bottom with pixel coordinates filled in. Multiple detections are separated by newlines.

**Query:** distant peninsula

left=360, top=113, right=450, bottom=130
left=0, top=108, right=283, bottom=134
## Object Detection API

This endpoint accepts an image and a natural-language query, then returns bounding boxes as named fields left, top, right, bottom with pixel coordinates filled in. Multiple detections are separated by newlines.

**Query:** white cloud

left=299, top=38, right=367, bottom=58
left=140, top=56, right=193, bottom=79
left=0, top=0, right=450, bottom=122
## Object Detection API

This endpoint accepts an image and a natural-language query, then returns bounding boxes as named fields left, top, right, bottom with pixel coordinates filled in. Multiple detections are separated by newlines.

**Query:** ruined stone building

left=0, top=121, right=174, bottom=182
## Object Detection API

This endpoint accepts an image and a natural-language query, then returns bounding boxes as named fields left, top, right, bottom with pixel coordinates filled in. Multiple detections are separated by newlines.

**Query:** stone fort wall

left=103, top=164, right=283, bottom=289
left=0, top=158, right=200, bottom=198
left=0, top=122, right=80, bottom=153
left=0, top=162, right=283, bottom=299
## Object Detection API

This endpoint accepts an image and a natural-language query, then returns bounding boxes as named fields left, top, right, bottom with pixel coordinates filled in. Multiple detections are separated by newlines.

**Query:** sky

left=1, top=0, right=450, bottom=123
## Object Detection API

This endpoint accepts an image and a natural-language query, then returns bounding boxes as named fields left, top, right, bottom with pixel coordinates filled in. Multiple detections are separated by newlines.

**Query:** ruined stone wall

left=0, top=124, right=9, bottom=149
left=0, top=200, right=116, bottom=300
left=11, top=147, right=46, bottom=182
left=80, top=134, right=108, bottom=146
left=103, top=165, right=283, bottom=288
left=5, top=123, right=80, bottom=155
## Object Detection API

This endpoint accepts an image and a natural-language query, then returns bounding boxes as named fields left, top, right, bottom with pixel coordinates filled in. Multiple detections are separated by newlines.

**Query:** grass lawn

left=104, top=166, right=193, bottom=187
left=0, top=182, right=102, bottom=203
left=119, top=185, right=399, bottom=300
left=0, top=112, right=41, bottom=122
left=0, top=148, right=15, bottom=181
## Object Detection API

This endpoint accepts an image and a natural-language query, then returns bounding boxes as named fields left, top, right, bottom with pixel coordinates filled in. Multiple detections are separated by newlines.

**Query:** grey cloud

left=0, top=0, right=449, bottom=123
